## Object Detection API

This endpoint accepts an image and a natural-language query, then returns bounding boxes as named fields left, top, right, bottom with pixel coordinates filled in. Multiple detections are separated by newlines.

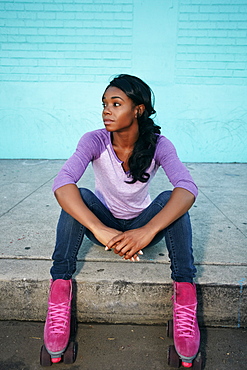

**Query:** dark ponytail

left=106, top=74, right=161, bottom=183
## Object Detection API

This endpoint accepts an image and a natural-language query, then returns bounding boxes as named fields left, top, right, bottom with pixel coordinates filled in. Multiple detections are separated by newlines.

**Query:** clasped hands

left=92, top=225, right=155, bottom=262
left=105, top=227, right=155, bottom=262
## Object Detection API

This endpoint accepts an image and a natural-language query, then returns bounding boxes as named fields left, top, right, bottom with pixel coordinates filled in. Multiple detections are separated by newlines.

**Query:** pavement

left=0, top=160, right=246, bottom=327
left=1, top=321, right=247, bottom=370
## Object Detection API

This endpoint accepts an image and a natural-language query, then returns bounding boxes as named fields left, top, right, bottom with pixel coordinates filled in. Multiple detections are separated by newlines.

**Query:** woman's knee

left=79, top=187, right=93, bottom=198
left=78, top=188, right=96, bottom=206
left=154, top=190, right=172, bottom=206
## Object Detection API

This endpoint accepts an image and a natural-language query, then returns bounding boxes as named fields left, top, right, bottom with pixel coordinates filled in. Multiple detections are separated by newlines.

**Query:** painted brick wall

left=0, top=0, right=133, bottom=82
left=176, top=0, right=247, bottom=85
left=0, top=0, right=246, bottom=161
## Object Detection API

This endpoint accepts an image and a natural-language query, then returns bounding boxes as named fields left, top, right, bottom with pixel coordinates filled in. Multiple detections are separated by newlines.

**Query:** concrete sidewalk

left=0, top=160, right=246, bottom=327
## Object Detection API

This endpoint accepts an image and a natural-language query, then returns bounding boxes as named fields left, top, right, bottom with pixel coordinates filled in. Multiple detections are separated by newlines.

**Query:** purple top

left=53, top=129, right=198, bottom=219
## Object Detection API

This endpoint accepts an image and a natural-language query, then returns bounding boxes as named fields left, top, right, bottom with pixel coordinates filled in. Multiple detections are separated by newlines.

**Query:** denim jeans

left=51, top=188, right=197, bottom=283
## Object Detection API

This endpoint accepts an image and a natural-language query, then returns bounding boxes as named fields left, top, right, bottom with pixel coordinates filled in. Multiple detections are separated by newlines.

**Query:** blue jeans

left=51, top=188, right=197, bottom=283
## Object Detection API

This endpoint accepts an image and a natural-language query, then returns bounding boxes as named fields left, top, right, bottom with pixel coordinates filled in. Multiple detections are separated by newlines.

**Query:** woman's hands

left=92, top=226, right=122, bottom=248
left=93, top=226, right=147, bottom=261
left=105, top=226, right=156, bottom=261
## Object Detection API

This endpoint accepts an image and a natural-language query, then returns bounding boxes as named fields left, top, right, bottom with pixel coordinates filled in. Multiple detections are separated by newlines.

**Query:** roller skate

left=40, top=279, right=77, bottom=366
left=167, top=282, right=202, bottom=369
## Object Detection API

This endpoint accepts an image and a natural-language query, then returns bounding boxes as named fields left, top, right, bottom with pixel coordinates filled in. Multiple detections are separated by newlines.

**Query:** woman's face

left=102, top=86, right=139, bottom=133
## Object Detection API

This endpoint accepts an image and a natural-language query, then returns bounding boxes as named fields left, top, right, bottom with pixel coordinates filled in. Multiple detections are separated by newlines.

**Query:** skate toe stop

left=51, top=357, right=61, bottom=363
left=182, top=361, right=193, bottom=368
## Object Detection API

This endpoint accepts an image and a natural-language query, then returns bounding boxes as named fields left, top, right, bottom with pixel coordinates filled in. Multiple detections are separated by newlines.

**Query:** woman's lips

left=103, top=119, right=114, bottom=125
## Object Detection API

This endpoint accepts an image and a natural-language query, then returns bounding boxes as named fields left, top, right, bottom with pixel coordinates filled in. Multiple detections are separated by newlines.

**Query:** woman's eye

left=102, top=102, right=121, bottom=108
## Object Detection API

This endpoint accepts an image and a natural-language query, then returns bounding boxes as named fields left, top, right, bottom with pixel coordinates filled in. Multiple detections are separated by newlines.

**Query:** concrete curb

left=0, top=259, right=246, bottom=327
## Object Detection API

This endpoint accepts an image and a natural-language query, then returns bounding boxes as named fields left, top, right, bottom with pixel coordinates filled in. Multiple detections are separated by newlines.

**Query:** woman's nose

left=103, top=106, right=111, bottom=115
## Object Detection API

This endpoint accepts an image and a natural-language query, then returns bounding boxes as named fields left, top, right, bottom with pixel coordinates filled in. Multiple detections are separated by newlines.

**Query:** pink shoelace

left=47, top=301, right=70, bottom=335
left=174, top=302, right=197, bottom=338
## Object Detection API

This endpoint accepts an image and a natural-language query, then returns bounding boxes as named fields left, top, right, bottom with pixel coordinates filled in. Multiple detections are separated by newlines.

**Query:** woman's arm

left=54, top=184, right=123, bottom=246
left=106, top=187, right=195, bottom=259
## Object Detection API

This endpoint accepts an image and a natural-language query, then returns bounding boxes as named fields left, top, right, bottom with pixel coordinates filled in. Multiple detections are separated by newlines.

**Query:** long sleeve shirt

left=52, top=129, right=198, bottom=219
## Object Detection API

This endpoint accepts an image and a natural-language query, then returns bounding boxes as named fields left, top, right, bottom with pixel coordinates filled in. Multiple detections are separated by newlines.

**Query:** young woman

left=43, top=74, right=200, bottom=367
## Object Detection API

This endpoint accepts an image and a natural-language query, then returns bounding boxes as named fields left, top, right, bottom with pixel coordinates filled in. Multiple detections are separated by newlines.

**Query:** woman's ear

left=137, top=104, right=145, bottom=117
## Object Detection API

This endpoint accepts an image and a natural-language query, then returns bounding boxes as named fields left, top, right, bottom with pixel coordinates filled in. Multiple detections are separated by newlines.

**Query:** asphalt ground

left=0, top=321, right=246, bottom=370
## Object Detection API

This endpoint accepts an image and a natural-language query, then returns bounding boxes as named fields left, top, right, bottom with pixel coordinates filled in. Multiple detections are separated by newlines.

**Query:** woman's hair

left=105, top=74, right=161, bottom=183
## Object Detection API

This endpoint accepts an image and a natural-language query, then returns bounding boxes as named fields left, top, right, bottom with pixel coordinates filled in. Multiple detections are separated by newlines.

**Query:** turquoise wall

left=0, top=0, right=247, bottom=162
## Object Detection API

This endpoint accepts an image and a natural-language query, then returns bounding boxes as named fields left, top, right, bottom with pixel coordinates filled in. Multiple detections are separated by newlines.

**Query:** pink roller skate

left=167, top=282, right=202, bottom=369
left=40, top=279, right=76, bottom=366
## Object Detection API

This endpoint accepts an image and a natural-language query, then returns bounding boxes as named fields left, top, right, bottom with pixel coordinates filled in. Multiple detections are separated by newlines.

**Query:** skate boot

left=43, top=279, right=72, bottom=364
left=173, top=282, right=200, bottom=368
